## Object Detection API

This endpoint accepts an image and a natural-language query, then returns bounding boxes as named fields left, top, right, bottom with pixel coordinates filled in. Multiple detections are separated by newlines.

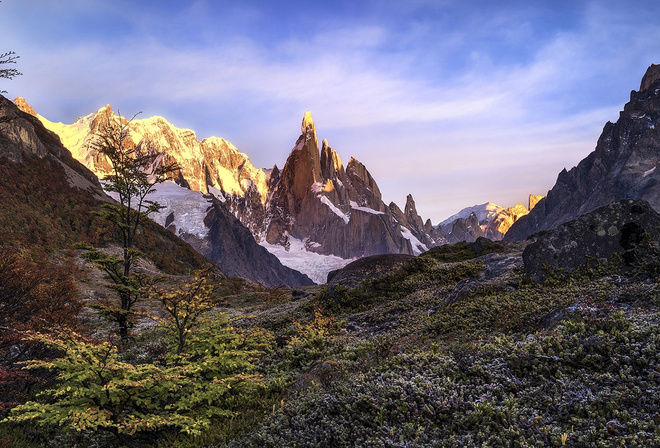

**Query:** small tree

left=0, top=51, right=21, bottom=94
left=149, top=268, right=223, bottom=355
left=0, top=0, right=21, bottom=95
left=3, top=324, right=272, bottom=444
left=82, top=113, right=178, bottom=339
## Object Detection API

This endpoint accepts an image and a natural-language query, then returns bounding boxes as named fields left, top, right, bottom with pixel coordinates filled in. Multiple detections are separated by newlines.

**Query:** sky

left=1, top=0, right=659, bottom=223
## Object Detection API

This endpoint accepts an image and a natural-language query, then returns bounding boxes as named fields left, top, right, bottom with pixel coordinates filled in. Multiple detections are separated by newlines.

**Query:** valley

left=1, top=63, right=660, bottom=447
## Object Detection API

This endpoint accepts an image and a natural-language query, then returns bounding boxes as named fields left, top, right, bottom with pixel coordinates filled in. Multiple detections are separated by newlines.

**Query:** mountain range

left=4, top=96, right=313, bottom=287
left=19, top=98, right=538, bottom=283
left=13, top=63, right=660, bottom=286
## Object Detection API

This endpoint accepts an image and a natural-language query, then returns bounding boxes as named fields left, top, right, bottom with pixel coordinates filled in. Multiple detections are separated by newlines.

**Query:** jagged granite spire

left=301, top=110, right=322, bottom=182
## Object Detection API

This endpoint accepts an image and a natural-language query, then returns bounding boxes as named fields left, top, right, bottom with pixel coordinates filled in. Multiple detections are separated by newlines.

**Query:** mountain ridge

left=8, top=95, right=312, bottom=286
left=505, top=63, right=660, bottom=241
left=27, top=102, right=451, bottom=274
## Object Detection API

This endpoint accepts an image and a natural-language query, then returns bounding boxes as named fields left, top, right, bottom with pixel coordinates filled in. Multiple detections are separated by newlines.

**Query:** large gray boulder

left=523, top=199, right=660, bottom=282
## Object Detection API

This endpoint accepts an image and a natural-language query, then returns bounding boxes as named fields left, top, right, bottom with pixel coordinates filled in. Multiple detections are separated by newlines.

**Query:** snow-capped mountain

left=15, top=98, right=312, bottom=286
left=25, top=101, right=450, bottom=281
left=38, top=104, right=268, bottom=203
left=439, top=196, right=543, bottom=242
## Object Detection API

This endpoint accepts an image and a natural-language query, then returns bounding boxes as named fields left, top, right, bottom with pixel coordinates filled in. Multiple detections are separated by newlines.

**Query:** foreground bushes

left=225, top=308, right=660, bottom=447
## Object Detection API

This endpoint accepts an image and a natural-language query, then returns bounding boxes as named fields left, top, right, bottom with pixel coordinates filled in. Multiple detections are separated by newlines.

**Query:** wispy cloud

left=3, top=0, right=660, bottom=221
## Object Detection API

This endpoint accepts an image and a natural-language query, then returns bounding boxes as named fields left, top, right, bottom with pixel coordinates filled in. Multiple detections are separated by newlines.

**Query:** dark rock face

left=199, top=199, right=314, bottom=287
left=522, top=199, right=660, bottom=283
left=506, top=64, right=660, bottom=241
left=446, top=212, right=484, bottom=243
left=640, top=63, right=660, bottom=92
left=0, top=95, right=102, bottom=191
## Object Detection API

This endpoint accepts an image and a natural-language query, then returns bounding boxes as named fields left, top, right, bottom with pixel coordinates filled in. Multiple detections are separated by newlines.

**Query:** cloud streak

left=2, top=0, right=659, bottom=222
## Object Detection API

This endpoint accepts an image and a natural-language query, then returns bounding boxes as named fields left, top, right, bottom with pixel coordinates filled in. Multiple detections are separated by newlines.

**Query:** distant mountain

left=0, top=94, right=207, bottom=274
left=505, top=64, right=660, bottom=241
left=12, top=96, right=312, bottom=287
left=439, top=195, right=542, bottom=242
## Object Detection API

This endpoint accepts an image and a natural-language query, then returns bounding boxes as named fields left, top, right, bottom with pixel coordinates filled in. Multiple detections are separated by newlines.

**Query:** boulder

left=523, top=199, right=660, bottom=282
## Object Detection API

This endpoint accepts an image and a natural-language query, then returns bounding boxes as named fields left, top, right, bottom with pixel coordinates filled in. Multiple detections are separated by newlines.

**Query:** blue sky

left=1, top=0, right=659, bottom=222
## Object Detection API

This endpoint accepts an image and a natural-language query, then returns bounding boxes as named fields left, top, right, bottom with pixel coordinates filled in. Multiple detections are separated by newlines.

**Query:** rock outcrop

left=446, top=212, right=484, bottom=243
left=640, top=63, right=660, bottom=92
left=506, top=64, right=660, bottom=241
left=522, top=199, right=660, bottom=283
left=326, top=254, right=415, bottom=290
left=13, top=96, right=36, bottom=117
left=529, top=194, right=544, bottom=211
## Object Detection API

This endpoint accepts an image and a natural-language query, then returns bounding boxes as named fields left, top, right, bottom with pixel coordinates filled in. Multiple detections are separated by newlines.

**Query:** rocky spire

left=320, top=138, right=344, bottom=180
left=300, top=110, right=322, bottom=182
left=640, top=63, right=660, bottom=92
left=404, top=194, right=425, bottom=234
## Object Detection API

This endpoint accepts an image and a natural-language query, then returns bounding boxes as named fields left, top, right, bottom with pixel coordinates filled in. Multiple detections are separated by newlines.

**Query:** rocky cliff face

left=2, top=95, right=102, bottom=193
left=523, top=199, right=660, bottom=283
left=202, top=198, right=313, bottom=287
left=263, top=111, right=445, bottom=258
left=505, top=64, right=660, bottom=241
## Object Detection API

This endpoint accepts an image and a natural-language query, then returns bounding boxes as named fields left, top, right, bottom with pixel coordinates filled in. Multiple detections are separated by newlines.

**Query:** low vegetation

left=1, top=233, right=659, bottom=447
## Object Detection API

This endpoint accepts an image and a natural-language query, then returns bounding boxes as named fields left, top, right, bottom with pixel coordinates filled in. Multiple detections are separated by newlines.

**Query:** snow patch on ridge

left=350, top=201, right=384, bottom=215
left=320, top=196, right=349, bottom=224
left=148, top=182, right=213, bottom=238
left=106, top=181, right=212, bottom=238
left=207, top=185, right=227, bottom=202
left=438, top=202, right=504, bottom=228
left=260, top=236, right=353, bottom=284
left=400, top=226, right=428, bottom=256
